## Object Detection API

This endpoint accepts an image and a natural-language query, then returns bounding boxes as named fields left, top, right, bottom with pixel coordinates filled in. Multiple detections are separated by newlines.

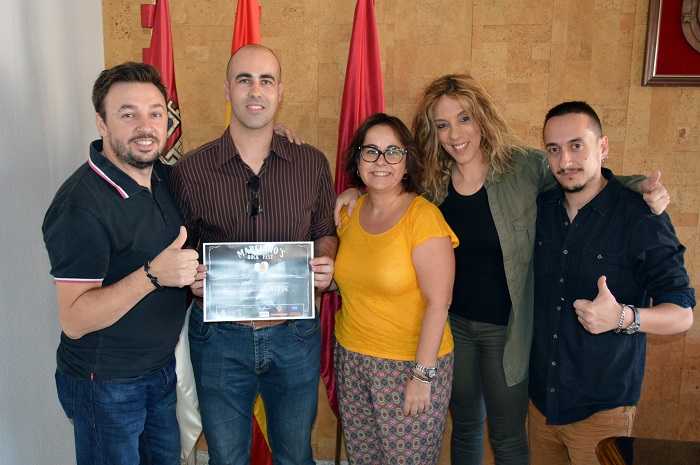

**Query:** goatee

left=563, top=184, right=585, bottom=193
left=109, top=134, right=163, bottom=169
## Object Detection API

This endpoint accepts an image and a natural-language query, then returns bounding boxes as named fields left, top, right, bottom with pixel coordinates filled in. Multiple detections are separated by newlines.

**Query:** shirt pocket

left=575, top=331, right=637, bottom=402
left=578, top=248, right=622, bottom=292
left=534, top=238, right=552, bottom=278
left=510, top=201, right=537, bottom=264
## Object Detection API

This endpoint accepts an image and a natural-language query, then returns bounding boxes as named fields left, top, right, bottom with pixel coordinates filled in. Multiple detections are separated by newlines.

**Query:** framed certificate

left=202, top=242, right=315, bottom=322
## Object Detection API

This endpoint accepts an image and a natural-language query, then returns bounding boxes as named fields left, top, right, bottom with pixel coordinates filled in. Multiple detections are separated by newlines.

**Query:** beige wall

left=102, top=0, right=699, bottom=462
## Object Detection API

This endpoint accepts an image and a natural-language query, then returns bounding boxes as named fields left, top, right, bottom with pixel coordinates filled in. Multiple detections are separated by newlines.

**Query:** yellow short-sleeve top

left=334, top=194, right=459, bottom=360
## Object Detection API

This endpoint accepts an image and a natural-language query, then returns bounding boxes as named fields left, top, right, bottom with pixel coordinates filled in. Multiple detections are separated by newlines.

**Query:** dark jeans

left=55, top=357, right=180, bottom=465
left=449, top=314, right=529, bottom=465
left=188, top=303, right=320, bottom=465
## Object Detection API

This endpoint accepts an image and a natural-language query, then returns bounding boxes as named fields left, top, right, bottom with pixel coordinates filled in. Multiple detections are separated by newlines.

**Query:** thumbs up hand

left=168, top=225, right=189, bottom=250
left=639, top=170, right=669, bottom=215
left=147, top=226, right=200, bottom=288
left=573, top=276, right=622, bottom=334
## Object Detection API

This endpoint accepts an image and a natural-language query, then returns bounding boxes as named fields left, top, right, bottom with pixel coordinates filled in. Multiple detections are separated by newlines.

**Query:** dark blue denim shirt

left=529, top=169, right=695, bottom=425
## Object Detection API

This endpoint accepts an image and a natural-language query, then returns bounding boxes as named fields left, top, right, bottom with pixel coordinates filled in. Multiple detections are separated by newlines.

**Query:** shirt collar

left=549, top=167, right=621, bottom=216
left=88, top=139, right=160, bottom=199
left=217, top=128, right=293, bottom=167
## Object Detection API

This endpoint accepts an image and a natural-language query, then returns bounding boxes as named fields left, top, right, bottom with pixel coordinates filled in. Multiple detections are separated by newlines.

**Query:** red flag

left=142, top=4, right=195, bottom=461
left=141, top=0, right=182, bottom=165
left=228, top=2, right=271, bottom=464
left=231, top=0, right=261, bottom=52
left=321, top=0, right=385, bottom=418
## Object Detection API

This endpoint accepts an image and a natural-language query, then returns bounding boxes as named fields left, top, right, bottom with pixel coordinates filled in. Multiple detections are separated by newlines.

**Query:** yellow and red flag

left=141, top=0, right=182, bottom=164
left=228, top=2, right=272, bottom=464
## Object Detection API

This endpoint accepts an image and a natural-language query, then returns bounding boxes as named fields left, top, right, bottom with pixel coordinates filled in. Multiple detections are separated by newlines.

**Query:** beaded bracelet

left=144, top=261, right=164, bottom=291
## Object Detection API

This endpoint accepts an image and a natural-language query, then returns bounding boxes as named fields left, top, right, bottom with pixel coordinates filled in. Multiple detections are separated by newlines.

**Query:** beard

left=109, top=133, right=164, bottom=169
left=556, top=168, right=592, bottom=194
left=562, top=183, right=586, bottom=193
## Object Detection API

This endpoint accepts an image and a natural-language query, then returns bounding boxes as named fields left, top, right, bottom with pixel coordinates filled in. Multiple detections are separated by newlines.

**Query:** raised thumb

left=597, top=275, right=609, bottom=295
left=168, top=226, right=187, bottom=249
left=648, top=169, right=661, bottom=186
left=641, top=170, right=661, bottom=192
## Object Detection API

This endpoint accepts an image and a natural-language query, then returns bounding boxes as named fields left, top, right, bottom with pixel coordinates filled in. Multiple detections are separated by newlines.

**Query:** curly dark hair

left=344, top=113, right=423, bottom=194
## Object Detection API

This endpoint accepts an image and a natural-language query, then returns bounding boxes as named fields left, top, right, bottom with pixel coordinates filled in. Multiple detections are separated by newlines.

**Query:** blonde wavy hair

left=412, top=74, right=525, bottom=204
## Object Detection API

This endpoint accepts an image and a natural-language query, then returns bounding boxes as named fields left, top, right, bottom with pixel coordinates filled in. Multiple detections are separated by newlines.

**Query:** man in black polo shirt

left=42, top=62, right=199, bottom=465
left=528, top=101, right=695, bottom=465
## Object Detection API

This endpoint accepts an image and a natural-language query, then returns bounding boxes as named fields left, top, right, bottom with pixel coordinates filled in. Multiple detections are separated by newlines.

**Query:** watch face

left=427, top=368, right=437, bottom=378
left=625, top=323, right=639, bottom=335
left=625, top=306, right=640, bottom=334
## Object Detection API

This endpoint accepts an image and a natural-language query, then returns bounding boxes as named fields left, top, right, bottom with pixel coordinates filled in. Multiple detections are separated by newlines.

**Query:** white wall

left=0, top=1, right=104, bottom=463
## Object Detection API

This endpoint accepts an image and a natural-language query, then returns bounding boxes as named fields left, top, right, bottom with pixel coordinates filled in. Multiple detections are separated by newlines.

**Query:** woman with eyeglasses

left=328, top=113, right=458, bottom=465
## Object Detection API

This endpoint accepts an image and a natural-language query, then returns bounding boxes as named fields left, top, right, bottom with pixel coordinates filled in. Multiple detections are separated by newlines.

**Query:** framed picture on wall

left=643, top=0, right=700, bottom=86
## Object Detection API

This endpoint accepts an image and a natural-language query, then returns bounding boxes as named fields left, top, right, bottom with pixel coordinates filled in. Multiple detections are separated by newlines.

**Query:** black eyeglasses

left=358, top=146, right=406, bottom=164
left=246, top=175, right=261, bottom=218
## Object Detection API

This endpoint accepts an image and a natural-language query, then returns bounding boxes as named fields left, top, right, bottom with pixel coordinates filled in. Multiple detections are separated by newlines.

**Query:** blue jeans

left=188, top=303, right=320, bottom=465
left=449, top=315, right=529, bottom=465
left=55, top=357, right=180, bottom=465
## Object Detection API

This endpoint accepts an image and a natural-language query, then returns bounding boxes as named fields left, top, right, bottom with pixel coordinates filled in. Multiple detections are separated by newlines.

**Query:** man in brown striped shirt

left=170, top=45, right=337, bottom=465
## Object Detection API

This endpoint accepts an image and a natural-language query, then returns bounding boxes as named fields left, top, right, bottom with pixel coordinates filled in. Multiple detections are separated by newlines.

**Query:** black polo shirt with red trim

left=43, top=140, right=187, bottom=380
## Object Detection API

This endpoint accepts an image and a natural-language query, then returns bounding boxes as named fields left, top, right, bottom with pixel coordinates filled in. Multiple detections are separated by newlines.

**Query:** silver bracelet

left=614, top=304, right=626, bottom=333
left=410, top=372, right=431, bottom=384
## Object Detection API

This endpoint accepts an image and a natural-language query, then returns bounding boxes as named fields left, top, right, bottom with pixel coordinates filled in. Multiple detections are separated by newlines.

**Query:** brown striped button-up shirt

left=169, top=129, right=337, bottom=251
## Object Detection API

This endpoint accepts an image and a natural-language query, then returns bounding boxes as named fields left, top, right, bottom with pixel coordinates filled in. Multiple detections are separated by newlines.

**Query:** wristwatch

left=413, top=362, right=437, bottom=381
left=623, top=304, right=640, bottom=334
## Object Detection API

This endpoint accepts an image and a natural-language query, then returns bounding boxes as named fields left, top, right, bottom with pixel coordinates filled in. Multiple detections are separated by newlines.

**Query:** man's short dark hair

left=92, top=62, right=167, bottom=122
left=544, top=101, right=603, bottom=138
